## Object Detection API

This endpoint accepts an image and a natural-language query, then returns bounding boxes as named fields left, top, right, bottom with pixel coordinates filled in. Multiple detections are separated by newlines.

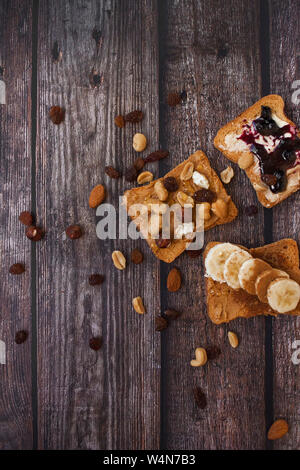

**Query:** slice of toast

left=214, top=95, right=300, bottom=208
left=204, top=238, right=300, bottom=324
left=123, top=150, right=238, bottom=263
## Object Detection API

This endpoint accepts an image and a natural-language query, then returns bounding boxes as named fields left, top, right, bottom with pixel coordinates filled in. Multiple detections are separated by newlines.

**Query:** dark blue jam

left=239, top=106, right=300, bottom=193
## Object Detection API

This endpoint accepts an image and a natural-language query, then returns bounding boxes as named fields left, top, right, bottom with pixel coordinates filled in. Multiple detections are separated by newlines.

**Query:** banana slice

left=224, top=250, right=252, bottom=289
left=238, top=258, right=270, bottom=295
left=205, top=243, right=242, bottom=282
left=267, top=278, right=300, bottom=313
left=255, top=269, right=289, bottom=303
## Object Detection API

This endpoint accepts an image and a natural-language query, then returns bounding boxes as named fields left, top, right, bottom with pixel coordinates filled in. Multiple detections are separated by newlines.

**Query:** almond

left=89, top=184, right=106, bottom=208
left=167, top=267, right=181, bottom=292
left=267, top=419, right=288, bottom=440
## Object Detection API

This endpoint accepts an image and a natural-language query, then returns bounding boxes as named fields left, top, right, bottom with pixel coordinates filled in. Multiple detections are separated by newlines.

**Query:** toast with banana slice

left=204, top=239, right=300, bottom=324
left=214, top=95, right=300, bottom=208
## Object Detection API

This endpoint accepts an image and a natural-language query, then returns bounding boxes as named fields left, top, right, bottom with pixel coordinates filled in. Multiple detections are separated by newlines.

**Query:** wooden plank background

left=0, top=0, right=299, bottom=450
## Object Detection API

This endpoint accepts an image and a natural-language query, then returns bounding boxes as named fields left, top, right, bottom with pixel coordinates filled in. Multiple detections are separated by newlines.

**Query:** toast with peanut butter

left=123, top=150, right=238, bottom=263
left=204, top=239, right=300, bottom=324
left=214, top=95, right=300, bottom=208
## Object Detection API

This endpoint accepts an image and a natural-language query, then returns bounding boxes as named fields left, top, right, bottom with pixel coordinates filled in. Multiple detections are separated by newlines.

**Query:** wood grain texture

left=36, top=0, right=160, bottom=449
left=159, top=0, right=267, bottom=450
left=0, top=0, right=33, bottom=450
left=270, top=0, right=300, bottom=450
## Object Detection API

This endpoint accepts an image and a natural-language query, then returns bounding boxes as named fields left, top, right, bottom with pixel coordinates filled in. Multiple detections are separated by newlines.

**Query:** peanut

left=211, top=198, right=228, bottom=218
left=137, top=171, right=153, bottom=184
left=147, top=200, right=168, bottom=214
left=238, top=153, right=254, bottom=170
left=180, top=161, right=194, bottom=181
left=148, top=213, right=162, bottom=237
left=112, top=250, right=126, bottom=270
left=177, top=191, right=195, bottom=208
left=133, top=133, right=147, bottom=152
left=196, top=202, right=211, bottom=222
left=154, top=180, right=169, bottom=201
left=190, top=347, right=207, bottom=367
left=220, top=166, right=234, bottom=184
left=228, top=331, right=239, bottom=348
left=132, top=296, right=146, bottom=314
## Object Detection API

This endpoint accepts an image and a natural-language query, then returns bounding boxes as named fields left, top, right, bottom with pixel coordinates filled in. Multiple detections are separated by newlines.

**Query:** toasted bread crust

left=124, top=151, right=238, bottom=263
left=214, top=95, right=300, bottom=208
left=204, top=238, right=300, bottom=324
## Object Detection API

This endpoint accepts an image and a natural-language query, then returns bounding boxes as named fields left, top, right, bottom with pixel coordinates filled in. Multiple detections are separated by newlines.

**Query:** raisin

left=164, top=309, right=181, bottom=320
left=131, top=248, right=143, bottom=264
left=206, top=345, right=221, bottom=360
left=105, top=166, right=121, bottom=179
left=65, top=224, right=83, bottom=239
left=89, top=337, right=102, bottom=351
left=180, top=90, right=187, bottom=102
left=163, top=177, right=179, bottom=192
left=19, top=211, right=34, bottom=226
left=26, top=226, right=44, bottom=241
left=124, top=110, right=143, bottom=123
left=133, top=157, right=145, bottom=171
left=125, top=166, right=138, bottom=182
left=186, top=249, right=202, bottom=258
left=156, top=238, right=171, bottom=249
left=261, top=174, right=277, bottom=186
left=49, top=106, right=65, bottom=124
left=193, top=189, right=216, bottom=203
left=193, top=387, right=207, bottom=409
left=155, top=316, right=168, bottom=331
left=88, top=274, right=105, bottom=286
left=15, top=330, right=28, bottom=344
left=9, top=263, right=25, bottom=275
left=144, top=150, right=169, bottom=164
left=51, top=41, right=61, bottom=63
left=167, top=92, right=182, bottom=107
left=114, top=115, right=125, bottom=128
left=244, top=205, right=258, bottom=216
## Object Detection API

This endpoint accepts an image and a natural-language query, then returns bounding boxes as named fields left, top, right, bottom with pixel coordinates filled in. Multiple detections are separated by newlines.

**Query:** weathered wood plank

left=270, top=0, right=300, bottom=450
left=36, top=0, right=160, bottom=449
left=159, top=0, right=267, bottom=449
left=0, top=0, right=33, bottom=450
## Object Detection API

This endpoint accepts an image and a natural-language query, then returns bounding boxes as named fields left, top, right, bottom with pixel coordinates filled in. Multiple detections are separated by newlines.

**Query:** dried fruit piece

left=88, top=274, right=105, bottom=286
left=193, top=387, right=207, bottom=409
left=228, top=331, right=239, bottom=348
left=49, top=105, right=65, bottom=124
left=133, top=133, right=147, bottom=152
left=132, top=296, right=146, bottom=314
left=133, top=157, right=145, bottom=171
left=163, top=176, right=179, bottom=192
left=15, top=330, right=28, bottom=344
left=131, top=248, right=143, bottom=264
left=193, top=189, right=216, bottom=203
left=26, top=226, right=43, bottom=241
left=167, top=267, right=182, bottom=292
left=156, top=237, right=171, bottom=249
left=164, top=309, right=181, bottom=320
left=244, top=205, right=258, bottom=216
left=112, top=250, right=126, bottom=270
left=186, top=249, right=202, bottom=258
left=89, top=337, right=102, bottom=351
left=9, top=263, right=25, bottom=275
left=19, top=211, right=33, bottom=226
left=167, top=92, right=182, bottom=106
left=66, top=224, right=82, bottom=239
left=144, top=150, right=169, bottom=163
left=125, top=166, right=138, bottom=182
left=105, top=166, right=120, bottom=179
left=89, top=184, right=106, bottom=208
left=206, top=345, right=221, bottom=360
left=155, top=316, right=168, bottom=331
left=267, top=419, right=288, bottom=440
left=124, top=110, right=143, bottom=123
left=137, top=171, right=154, bottom=184
left=114, top=115, right=125, bottom=128
left=220, top=166, right=234, bottom=184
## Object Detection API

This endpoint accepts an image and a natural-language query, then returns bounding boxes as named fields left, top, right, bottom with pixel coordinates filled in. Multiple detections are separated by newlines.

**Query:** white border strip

left=0, top=340, right=6, bottom=364
left=0, top=80, right=6, bottom=104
